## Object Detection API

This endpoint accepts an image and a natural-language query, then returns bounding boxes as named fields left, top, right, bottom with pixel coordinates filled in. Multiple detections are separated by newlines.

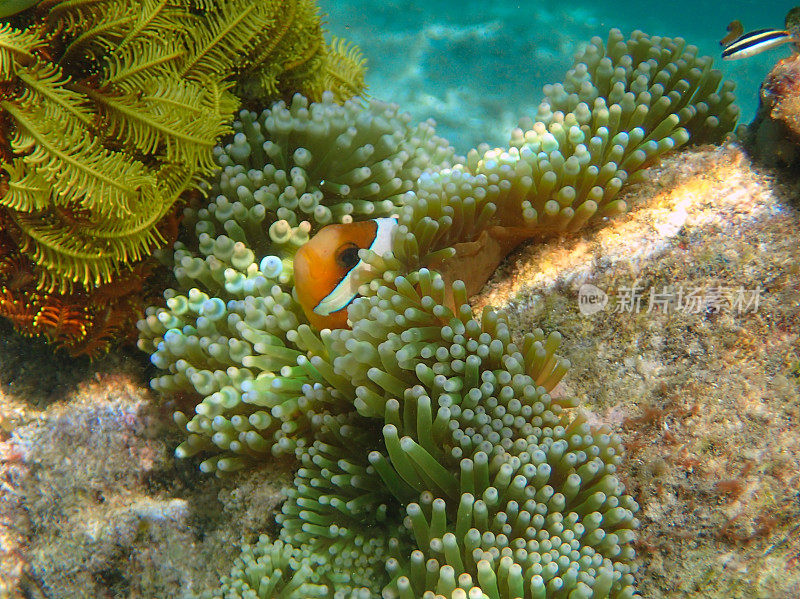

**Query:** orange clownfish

left=294, top=217, right=397, bottom=330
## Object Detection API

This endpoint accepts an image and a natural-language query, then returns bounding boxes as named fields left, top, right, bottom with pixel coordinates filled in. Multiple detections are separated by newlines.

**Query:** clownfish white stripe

left=722, top=28, right=796, bottom=60
left=313, top=217, right=398, bottom=316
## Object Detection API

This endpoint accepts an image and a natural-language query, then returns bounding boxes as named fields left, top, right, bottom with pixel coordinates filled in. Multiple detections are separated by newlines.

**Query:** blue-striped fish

left=294, top=217, right=397, bottom=330
left=722, top=28, right=798, bottom=60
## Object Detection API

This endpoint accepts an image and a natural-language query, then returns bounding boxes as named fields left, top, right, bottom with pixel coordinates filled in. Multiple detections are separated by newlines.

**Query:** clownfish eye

left=336, top=242, right=361, bottom=270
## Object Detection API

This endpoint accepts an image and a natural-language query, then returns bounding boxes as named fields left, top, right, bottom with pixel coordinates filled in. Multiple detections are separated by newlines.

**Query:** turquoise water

left=319, top=0, right=797, bottom=151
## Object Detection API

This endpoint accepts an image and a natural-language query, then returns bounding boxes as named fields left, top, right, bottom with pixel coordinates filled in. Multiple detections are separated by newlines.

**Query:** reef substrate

left=473, top=144, right=800, bottom=598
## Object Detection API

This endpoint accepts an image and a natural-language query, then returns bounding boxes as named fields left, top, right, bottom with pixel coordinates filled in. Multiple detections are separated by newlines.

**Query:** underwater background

left=2, top=1, right=800, bottom=597
left=319, top=0, right=795, bottom=151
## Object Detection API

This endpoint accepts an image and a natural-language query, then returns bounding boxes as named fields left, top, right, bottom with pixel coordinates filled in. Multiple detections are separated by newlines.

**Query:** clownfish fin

left=313, top=268, right=360, bottom=316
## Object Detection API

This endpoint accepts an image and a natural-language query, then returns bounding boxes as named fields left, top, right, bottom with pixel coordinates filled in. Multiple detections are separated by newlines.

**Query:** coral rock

left=743, top=52, right=800, bottom=167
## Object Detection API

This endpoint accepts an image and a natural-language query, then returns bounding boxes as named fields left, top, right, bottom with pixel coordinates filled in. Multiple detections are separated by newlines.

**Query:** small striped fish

left=722, top=28, right=798, bottom=60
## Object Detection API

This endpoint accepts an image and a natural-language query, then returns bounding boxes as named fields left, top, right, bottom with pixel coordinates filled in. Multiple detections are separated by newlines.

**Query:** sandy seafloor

left=3, top=1, right=800, bottom=598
